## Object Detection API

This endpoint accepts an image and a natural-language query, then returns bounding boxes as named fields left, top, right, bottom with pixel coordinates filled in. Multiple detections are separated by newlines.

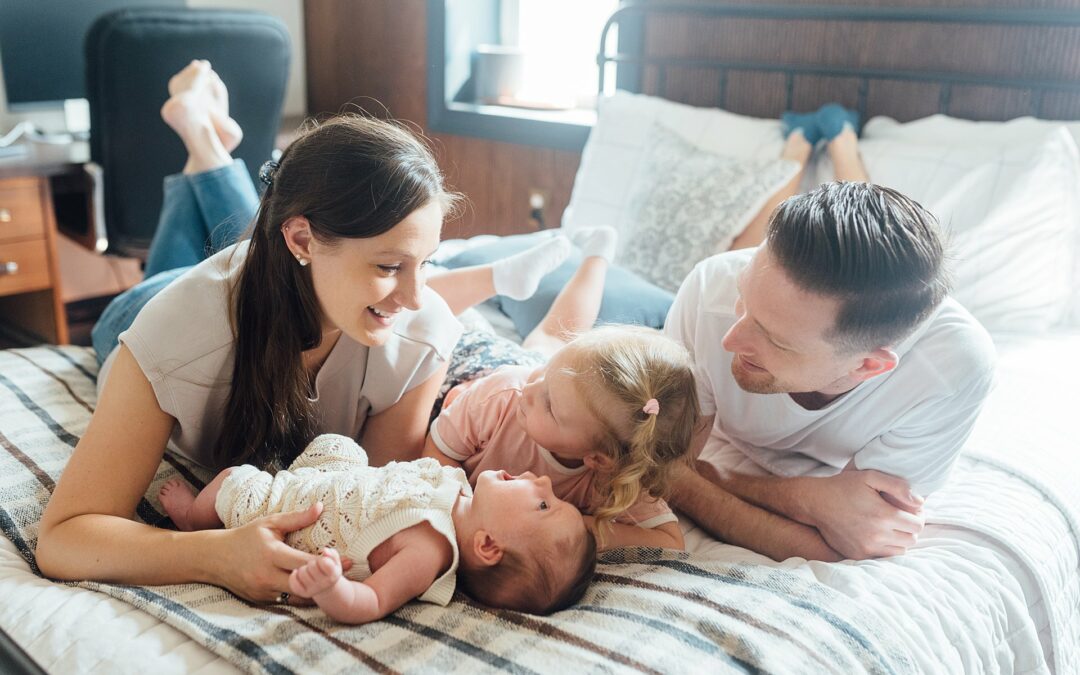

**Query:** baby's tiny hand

left=289, top=547, right=343, bottom=598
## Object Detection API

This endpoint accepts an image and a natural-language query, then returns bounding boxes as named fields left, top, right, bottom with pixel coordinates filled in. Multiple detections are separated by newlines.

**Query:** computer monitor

left=0, top=0, right=182, bottom=110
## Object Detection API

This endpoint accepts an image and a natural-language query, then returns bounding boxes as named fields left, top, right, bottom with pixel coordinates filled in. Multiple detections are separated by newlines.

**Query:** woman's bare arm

left=361, top=361, right=450, bottom=465
left=36, top=345, right=321, bottom=600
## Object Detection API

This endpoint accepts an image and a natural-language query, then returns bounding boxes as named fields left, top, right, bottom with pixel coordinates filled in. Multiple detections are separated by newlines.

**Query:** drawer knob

left=0, top=208, right=10, bottom=223
left=1, top=261, right=18, bottom=275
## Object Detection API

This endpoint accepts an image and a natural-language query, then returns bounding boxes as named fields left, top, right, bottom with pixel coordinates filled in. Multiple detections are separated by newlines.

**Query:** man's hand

left=798, top=470, right=925, bottom=560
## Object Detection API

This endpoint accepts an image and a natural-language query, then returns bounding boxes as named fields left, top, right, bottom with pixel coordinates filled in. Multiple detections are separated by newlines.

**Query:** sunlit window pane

left=502, top=0, right=618, bottom=110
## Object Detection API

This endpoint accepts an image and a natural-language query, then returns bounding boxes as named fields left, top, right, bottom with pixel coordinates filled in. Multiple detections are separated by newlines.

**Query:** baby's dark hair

left=458, top=524, right=597, bottom=614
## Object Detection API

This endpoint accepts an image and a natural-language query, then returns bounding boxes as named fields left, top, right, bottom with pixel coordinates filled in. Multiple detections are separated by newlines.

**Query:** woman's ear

left=472, top=530, right=504, bottom=567
left=280, top=216, right=314, bottom=261
left=583, top=452, right=615, bottom=473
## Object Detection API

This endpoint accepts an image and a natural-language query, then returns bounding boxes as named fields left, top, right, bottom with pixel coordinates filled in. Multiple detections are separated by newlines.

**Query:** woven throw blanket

left=0, top=346, right=917, bottom=674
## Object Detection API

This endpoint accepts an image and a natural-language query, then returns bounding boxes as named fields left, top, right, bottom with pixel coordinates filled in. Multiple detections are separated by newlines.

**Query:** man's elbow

left=34, top=527, right=68, bottom=579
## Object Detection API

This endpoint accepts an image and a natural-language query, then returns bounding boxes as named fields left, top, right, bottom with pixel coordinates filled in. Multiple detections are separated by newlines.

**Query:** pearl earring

left=295, top=255, right=309, bottom=267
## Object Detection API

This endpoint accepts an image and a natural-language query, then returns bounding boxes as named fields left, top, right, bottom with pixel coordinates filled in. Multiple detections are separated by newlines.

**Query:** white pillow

left=618, top=123, right=799, bottom=292
left=862, top=114, right=1080, bottom=327
left=562, top=91, right=784, bottom=234
left=817, top=126, right=1080, bottom=332
left=863, top=113, right=1080, bottom=152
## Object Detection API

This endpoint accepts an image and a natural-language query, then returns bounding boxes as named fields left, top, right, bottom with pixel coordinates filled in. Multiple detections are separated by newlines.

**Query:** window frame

left=426, top=0, right=642, bottom=151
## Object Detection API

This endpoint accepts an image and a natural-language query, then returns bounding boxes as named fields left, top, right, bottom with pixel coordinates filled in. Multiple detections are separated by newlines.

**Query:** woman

left=37, top=62, right=466, bottom=604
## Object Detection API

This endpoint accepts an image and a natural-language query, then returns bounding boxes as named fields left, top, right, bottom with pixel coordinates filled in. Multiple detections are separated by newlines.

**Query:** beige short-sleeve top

left=97, top=241, right=462, bottom=468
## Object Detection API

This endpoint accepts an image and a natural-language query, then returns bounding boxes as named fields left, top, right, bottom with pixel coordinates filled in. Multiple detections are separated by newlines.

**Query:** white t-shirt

left=664, top=248, right=996, bottom=495
left=97, top=241, right=463, bottom=468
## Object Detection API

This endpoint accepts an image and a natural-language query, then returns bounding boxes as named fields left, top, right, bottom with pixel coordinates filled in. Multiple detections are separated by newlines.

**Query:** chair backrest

left=86, top=8, right=290, bottom=258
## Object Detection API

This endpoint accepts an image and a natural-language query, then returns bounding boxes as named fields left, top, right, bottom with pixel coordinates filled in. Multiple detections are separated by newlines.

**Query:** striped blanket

left=0, top=346, right=920, bottom=674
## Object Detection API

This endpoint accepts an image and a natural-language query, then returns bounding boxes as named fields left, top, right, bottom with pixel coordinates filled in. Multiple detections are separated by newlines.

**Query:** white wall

left=0, top=0, right=307, bottom=132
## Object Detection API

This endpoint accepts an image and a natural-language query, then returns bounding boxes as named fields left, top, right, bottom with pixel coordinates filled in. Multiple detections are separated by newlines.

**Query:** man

left=665, top=182, right=995, bottom=561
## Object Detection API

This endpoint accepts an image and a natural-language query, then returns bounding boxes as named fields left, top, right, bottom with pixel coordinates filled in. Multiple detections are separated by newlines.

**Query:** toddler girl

left=159, top=434, right=596, bottom=622
left=425, top=228, right=701, bottom=549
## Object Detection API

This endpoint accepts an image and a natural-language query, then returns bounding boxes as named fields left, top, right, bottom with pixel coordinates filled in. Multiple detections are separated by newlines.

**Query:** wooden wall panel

left=303, top=0, right=578, bottom=239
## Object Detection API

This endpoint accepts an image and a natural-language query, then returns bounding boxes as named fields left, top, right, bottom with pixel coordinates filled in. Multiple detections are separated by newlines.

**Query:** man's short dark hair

left=766, top=181, right=950, bottom=352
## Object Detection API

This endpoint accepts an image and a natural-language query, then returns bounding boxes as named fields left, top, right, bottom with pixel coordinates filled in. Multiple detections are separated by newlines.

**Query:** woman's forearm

left=36, top=514, right=220, bottom=585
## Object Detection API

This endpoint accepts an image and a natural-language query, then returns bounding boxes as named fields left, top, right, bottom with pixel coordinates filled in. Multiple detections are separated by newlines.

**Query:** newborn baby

left=160, top=434, right=596, bottom=623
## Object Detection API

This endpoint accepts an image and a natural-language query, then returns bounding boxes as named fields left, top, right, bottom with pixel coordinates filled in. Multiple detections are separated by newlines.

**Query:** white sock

left=570, top=226, right=619, bottom=262
left=491, top=236, right=571, bottom=300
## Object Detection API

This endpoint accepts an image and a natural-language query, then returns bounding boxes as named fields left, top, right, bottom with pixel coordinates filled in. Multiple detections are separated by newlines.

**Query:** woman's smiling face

left=304, top=200, right=444, bottom=347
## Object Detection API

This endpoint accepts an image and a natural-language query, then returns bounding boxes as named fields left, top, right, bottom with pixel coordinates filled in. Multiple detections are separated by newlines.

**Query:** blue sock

left=816, top=103, right=860, bottom=140
left=781, top=111, right=822, bottom=145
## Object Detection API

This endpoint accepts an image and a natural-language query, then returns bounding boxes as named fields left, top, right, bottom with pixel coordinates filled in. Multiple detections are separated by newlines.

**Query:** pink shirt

left=430, top=366, right=676, bottom=529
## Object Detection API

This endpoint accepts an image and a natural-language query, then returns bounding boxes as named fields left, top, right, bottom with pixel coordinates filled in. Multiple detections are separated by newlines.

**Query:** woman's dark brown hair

left=213, top=115, right=457, bottom=471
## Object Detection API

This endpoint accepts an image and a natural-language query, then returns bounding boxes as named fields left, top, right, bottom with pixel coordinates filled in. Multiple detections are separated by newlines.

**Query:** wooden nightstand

left=0, top=141, right=89, bottom=345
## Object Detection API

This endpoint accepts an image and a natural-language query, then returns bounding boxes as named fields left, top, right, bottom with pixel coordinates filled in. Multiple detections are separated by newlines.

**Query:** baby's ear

left=583, top=452, right=614, bottom=472
left=472, top=530, right=504, bottom=567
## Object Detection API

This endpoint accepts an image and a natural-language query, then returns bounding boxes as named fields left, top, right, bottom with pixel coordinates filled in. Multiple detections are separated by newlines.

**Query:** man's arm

left=669, top=464, right=841, bottom=562
left=707, top=464, right=924, bottom=560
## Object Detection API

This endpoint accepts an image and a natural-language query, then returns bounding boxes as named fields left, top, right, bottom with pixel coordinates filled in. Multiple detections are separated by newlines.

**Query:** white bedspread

left=0, top=330, right=1076, bottom=673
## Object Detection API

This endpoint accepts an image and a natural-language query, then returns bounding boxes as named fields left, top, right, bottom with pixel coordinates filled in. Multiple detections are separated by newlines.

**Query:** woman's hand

left=208, top=502, right=327, bottom=602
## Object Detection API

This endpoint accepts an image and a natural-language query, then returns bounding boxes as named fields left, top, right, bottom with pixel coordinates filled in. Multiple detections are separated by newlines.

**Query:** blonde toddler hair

left=562, top=325, right=700, bottom=535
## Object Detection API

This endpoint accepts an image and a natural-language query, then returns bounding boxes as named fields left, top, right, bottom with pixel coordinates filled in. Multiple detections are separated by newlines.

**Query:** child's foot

left=492, top=236, right=572, bottom=300
left=781, top=110, right=822, bottom=146
left=816, top=103, right=860, bottom=141
left=159, top=479, right=198, bottom=531
left=569, top=225, right=619, bottom=263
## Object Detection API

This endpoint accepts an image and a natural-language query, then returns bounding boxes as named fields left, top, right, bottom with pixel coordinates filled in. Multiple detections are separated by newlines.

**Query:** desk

left=0, top=140, right=89, bottom=344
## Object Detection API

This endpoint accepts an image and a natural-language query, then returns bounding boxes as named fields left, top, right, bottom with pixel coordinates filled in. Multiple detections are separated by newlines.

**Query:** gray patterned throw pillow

left=618, top=123, right=798, bottom=292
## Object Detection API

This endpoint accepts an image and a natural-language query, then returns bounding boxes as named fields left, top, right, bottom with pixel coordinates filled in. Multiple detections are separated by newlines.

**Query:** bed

left=2, top=4, right=1079, bottom=674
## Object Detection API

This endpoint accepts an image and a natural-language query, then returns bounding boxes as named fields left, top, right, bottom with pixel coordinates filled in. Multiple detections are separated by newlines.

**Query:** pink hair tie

left=642, top=399, right=660, bottom=416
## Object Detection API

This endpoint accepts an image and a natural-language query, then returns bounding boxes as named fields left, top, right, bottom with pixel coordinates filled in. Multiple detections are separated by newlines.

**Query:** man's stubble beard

left=730, top=359, right=785, bottom=395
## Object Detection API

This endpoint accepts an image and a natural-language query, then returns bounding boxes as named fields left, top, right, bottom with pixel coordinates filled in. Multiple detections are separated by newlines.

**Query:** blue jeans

left=91, top=160, right=259, bottom=365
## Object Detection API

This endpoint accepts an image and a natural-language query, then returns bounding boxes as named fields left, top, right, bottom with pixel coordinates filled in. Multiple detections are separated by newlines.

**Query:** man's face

left=721, top=246, right=869, bottom=395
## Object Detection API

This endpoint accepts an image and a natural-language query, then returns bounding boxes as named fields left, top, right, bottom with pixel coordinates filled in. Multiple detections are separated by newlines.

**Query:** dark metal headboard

left=598, top=3, right=1080, bottom=122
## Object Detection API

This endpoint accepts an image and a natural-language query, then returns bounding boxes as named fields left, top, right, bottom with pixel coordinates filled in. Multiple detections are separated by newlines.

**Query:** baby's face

left=472, top=470, right=586, bottom=544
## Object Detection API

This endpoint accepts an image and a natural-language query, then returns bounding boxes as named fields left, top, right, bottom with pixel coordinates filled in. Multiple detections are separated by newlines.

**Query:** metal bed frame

left=598, top=2, right=1080, bottom=120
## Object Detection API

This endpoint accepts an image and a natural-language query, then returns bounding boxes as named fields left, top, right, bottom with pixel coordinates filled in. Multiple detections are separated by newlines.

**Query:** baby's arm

left=587, top=517, right=685, bottom=550
left=290, top=542, right=444, bottom=624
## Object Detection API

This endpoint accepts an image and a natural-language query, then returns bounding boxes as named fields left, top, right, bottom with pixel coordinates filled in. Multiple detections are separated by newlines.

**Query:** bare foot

left=159, top=479, right=198, bottom=531
left=208, top=70, right=243, bottom=153
left=168, top=59, right=211, bottom=96
left=161, top=91, right=233, bottom=174
left=162, top=61, right=242, bottom=169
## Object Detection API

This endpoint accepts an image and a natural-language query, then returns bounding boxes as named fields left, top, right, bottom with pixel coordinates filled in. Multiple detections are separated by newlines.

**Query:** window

left=428, top=0, right=632, bottom=151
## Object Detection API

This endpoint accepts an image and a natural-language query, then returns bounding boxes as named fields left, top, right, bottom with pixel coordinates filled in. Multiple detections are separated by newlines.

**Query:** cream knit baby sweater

left=215, top=434, right=471, bottom=606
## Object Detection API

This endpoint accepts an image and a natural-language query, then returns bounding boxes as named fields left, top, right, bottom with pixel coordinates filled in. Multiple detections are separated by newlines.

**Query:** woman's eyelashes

left=375, top=259, right=433, bottom=276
